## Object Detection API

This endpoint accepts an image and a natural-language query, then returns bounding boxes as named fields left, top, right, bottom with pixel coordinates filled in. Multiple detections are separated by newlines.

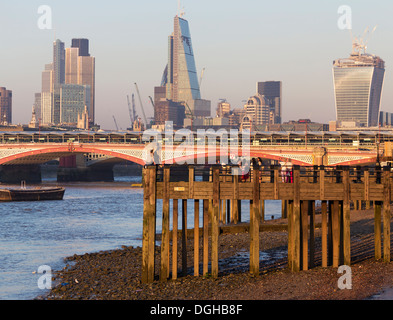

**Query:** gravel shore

left=44, top=207, right=393, bottom=300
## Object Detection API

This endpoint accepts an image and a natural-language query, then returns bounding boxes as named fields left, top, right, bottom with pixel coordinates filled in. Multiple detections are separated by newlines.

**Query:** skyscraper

left=39, top=38, right=95, bottom=126
left=53, top=39, right=65, bottom=88
left=333, top=41, right=385, bottom=127
left=71, top=38, right=90, bottom=57
left=0, top=87, right=12, bottom=125
left=41, top=63, right=53, bottom=125
left=161, top=14, right=210, bottom=119
left=65, top=39, right=95, bottom=125
left=60, top=84, right=91, bottom=124
left=257, top=81, right=282, bottom=124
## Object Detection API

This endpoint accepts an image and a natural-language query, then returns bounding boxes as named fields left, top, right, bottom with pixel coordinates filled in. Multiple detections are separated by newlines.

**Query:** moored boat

left=0, top=187, right=65, bottom=202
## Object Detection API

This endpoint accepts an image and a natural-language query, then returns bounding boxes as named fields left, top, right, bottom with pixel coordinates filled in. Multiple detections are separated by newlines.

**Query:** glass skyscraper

left=161, top=15, right=210, bottom=119
left=333, top=48, right=385, bottom=127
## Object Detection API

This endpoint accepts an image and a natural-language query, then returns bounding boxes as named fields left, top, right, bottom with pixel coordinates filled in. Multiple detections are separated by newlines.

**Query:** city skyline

left=1, top=0, right=393, bottom=130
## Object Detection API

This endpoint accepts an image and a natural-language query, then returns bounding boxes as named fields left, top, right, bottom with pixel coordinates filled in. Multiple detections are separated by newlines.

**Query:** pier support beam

left=142, top=166, right=157, bottom=284
left=250, top=165, right=260, bottom=276
left=383, top=168, right=391, bottom=263
left=374, top=201, right=382, bottom=260
left=343, top=168, right=351, bottom=266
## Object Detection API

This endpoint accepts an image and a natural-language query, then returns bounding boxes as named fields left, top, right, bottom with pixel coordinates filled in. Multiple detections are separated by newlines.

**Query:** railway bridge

left=0, top=130, right=390, bottom=182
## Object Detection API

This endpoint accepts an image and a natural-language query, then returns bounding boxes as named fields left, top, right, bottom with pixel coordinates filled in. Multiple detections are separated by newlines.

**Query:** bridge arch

left=0, top=145, right=146, bottom=166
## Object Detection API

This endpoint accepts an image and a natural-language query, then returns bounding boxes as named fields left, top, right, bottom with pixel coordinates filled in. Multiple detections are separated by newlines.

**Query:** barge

left=0, top=187, right=65, bottom=202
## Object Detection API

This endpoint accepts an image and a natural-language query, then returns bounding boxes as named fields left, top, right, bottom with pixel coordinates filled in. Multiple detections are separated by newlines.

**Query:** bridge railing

left=154, top=164, right=391, bottom=185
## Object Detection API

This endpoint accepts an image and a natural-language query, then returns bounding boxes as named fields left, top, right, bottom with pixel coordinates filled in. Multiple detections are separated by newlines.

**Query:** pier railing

left=142, top=164, right=392, bottom=283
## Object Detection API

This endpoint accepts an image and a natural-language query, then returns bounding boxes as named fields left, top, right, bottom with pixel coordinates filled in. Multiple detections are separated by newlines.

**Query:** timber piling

left=142, top=164, right=392, bottom=283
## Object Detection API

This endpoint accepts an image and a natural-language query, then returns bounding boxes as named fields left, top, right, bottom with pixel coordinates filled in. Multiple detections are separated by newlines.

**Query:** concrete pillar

left=0, top=165, right=42, bottom=184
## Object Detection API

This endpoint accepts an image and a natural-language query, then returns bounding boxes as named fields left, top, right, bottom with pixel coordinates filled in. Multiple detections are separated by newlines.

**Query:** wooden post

left=332, top=200, right=340, bottom=268
left=321, top=201, right=328, bottom=267
left=274, top=166, right=279, bottom=200
left=172, top=199, right=178, bottom=280
left=282, top=200, right=288, bottom=219
left=320, top=165, right=325, bottom=200
left=342, top=168, right=351, bottom=266
left=203, top=199, right=209, bottom=276
left=383, top=168, right=391, bottom=263
left=194, top=199, right=200, bottom=276
left=287, top=200, right=293, bottom=270
left=301, top=200, right=309, bottom=270
left=292, top=166, right=301, bottom=272
left=364, top=167, right=369, bottom=203
left=374, top=201, right=382, bottom=260
left=260, top=200, right=265, bottom=222
left=160, top=167, right=170, bottom=281
left=328, top=201, right=333, bottom=266
left=232, top=168, right=239, bottom=224
left=250, top=164, right=260, bottom=276
left=182, top=199, right=188, bottom=276
left=142, top=166, right=157, bottom=283
left=211, top=166, right=220, bottom=278
left=309, top=200, right=315, bottom=268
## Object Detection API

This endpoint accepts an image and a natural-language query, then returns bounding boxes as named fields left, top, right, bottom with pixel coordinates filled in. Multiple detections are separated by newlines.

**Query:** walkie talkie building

left=333, top=43, right=385, bottom=127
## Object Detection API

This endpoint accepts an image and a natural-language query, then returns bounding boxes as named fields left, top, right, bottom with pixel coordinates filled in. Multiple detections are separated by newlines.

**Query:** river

left=0, top=170, right=282, bottom=300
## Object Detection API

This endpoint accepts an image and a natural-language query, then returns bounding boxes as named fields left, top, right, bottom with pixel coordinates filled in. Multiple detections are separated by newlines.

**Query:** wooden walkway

left=142, top=164, right=392, bottom=283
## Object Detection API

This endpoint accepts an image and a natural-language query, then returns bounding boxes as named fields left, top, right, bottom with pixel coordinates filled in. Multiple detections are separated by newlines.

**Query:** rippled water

left=0, top=173, right=282, bottom=300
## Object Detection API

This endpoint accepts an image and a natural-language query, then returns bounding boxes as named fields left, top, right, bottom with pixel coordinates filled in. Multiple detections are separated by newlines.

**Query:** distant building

left=66, top=39, right=95, bottom=125
left=33, top=93, right=41, bottom=122
left=60, top=84, right=91, bottom=125
left=257, top=81, right=282, bottom=124
left=153, top=86, right=185, bottom=129
left=72, top=38, right=90, bottom=57
left=0, top=87, right=12, bottom=125
left=379, top=111, right=393, bottom=127
left=161, top=14, right=211, bottom=121
left=241, top=94, right=270, bottom=130
left=333, top=40, right=385, bottom=127
left=77, top=106, right=89, bottom=130
left=228, top=108, right=245, bottom=128
left=53, top=39, right=65, bottom=89
left=216, top=100, right=230, bottom=118
left=28, top=106, right=39, bottom=129
left=267, top=119, right=329, bottom=132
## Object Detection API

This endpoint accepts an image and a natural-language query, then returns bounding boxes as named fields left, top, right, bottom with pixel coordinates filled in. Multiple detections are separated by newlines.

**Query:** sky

left=1, top=0, right=393, bottom=130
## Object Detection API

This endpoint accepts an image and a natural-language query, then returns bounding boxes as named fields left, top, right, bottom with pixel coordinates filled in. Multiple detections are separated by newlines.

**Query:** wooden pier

left=141, top=164, right=392, bottom=283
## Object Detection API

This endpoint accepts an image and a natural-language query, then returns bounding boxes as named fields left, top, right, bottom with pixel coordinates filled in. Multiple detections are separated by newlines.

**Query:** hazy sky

left=1, top=0, right=393, bottom=130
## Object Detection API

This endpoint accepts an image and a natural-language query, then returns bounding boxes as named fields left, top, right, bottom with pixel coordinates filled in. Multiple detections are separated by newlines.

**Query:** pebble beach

left=43, top=208, right=393, bottom=300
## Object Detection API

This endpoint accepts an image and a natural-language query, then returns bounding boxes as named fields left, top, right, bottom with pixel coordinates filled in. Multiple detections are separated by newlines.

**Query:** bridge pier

left=57, top=166, right=114, bottom=182
left=0, top=165, right=42, bottom=184
left=57, top=155, right=114, bottom=182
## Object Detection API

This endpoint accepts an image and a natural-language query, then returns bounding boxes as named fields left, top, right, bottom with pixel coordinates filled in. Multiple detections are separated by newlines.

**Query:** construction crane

left=134, top=83, right=148, bottom=128
left=183, top=101, right=195, bottom=131
left=131, top=94, right=137, bottom=124
left=199, top=67, right=205, bottom=90
left=127, top=95, right=133, bottom=126
left=113, top=115, right=119, bottom=131
left=149, top=96, right=155, bottom=109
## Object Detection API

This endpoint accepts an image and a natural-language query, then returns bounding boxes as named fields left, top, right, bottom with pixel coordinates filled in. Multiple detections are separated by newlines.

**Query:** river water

left=0, top=172, right=282, bottom=300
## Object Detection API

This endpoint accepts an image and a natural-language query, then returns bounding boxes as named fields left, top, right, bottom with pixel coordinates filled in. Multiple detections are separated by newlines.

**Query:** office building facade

left=257, top=81, right=282, bottom=124
left=53, top=39, right=65, bottom=88
left=60, top=84, right=91, bottom=125
left=65, top=39, right=95, bottom=124
left=333, top=49, right=385, bottom=127
left=241, top=94, right=270, bottom=130
left=161, top=15, right=210, bottom=120
left=0, top=87, right=12, bottom=125
left=39, top=38, right=95, bottom=126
